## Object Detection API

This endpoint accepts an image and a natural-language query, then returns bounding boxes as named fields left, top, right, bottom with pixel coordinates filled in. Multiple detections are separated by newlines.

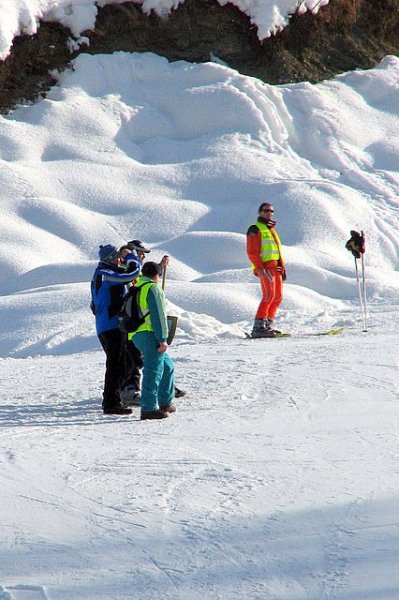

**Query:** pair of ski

left=246, top=327, right=344, bottom=339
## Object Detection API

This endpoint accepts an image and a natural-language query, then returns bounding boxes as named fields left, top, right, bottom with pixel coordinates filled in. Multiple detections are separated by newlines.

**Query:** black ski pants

left=125, top=338, right=143, bottom=392
left=98, top=328, right=129, bottom=408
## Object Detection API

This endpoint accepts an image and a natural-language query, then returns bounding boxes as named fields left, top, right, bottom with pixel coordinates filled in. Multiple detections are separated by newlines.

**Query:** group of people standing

left=90, top=239, right=184, bottom=420
left=91, top=202, right=285, bottom=419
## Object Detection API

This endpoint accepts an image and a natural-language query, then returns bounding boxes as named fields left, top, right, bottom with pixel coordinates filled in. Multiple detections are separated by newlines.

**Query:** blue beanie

left=98, top=244, right=118, bottom=262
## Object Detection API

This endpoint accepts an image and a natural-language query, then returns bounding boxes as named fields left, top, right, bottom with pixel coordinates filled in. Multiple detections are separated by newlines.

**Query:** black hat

left=142, top=261, right=162, bottom=277
left=127, top=239, right=151, bottom=253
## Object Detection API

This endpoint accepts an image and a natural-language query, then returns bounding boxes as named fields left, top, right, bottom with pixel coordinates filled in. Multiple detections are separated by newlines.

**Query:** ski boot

left=251, top=318, right=276, bottom=338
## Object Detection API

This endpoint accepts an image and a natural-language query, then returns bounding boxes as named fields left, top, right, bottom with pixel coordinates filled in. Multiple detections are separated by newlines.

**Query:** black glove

left=345, top=230, right=365, bottom=259
left=126, top=259, right=140, bottom=273
left=277, top=262, right=286, bottom=281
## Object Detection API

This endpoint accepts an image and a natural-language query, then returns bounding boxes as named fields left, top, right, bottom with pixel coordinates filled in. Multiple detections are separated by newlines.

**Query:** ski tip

left=327, top=327, right=344, bottom=335
left=315, top=327, right=344, bottom=336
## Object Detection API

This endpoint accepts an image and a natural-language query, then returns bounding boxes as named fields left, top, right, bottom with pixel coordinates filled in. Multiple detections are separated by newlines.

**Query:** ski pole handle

left=161, top=255, right=169, bottom=290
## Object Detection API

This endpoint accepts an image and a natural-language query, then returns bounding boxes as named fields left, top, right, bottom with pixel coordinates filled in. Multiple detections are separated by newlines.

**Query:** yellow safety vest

left=249, top=221, right=283, bottom=271
left=127, top=279, right=156, bottom=339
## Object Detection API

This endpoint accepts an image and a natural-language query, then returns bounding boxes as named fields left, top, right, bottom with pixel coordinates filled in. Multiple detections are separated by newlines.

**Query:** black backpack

left=118, top=282, right=153, bottom=334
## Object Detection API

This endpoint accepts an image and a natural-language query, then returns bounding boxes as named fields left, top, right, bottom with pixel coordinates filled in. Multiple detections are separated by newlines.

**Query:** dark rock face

left=1, top=0, right=399, bottom=113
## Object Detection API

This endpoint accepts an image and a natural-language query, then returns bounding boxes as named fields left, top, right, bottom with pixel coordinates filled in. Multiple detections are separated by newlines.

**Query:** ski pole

left=162, top=259, right=168, bottom=290
left=361, top=253, right=368, bottom=331
left=354, top=257, right=366, bottom=331
left=346, top=229, right=367, bottom=332
left=160, top=257, right=178, bottom=344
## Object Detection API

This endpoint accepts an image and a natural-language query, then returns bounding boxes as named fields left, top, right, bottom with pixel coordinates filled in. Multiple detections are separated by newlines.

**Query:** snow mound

left=0, top=52, right=398, bottom=355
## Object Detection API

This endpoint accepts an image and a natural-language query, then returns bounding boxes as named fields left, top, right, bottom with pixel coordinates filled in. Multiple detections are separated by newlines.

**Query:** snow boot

left=174, top=386, right=187, bottom=398
left=103, top=403, right=133, bottom=415
left=140, top=409, right=169, bottom=420
left=160, top=404, right=177, bottom=414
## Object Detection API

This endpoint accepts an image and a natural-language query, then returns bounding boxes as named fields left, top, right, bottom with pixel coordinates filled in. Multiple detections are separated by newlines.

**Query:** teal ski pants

left=133, top=331, right=175, bottom=412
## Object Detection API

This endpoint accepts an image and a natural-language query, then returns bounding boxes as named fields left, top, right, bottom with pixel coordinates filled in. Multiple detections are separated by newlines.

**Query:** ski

left=246, top=327, right=344, bottom=339
left=276, top=327, right=344, bottom=338
left=307, top=327, right=344, bottom=337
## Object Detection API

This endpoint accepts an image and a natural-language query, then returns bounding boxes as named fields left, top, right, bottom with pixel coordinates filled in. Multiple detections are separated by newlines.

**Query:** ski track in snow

left=0, top=587, right=49, bottom=600
left=1, top=309, right=398, bottom=599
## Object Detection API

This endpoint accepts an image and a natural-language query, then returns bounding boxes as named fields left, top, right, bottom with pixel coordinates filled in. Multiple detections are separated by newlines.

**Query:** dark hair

left=142, top=261, right=162, bottom=277
left=258, top=202, right=272, bottom=212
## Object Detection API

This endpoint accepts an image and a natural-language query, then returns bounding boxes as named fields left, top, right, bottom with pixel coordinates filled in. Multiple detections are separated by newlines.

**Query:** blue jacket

left=91, top=256, right=141, bottom=335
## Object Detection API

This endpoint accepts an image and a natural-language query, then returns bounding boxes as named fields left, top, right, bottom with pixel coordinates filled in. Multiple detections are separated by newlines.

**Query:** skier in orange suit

left=246, top=202, right=286, bottom=338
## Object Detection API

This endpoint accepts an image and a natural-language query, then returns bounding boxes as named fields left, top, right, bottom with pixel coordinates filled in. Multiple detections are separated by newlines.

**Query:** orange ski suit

left=246, top=223, right=285, bottom=320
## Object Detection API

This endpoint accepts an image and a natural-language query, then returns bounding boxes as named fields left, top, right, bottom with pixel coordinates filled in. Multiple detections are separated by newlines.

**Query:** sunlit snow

left=1, top=52, right=399, bottom=356
left=0, top=50, right=399, bottom=600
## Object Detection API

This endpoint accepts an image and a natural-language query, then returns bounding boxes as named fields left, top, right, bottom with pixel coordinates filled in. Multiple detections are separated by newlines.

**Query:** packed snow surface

left=0, top=52, right=398, bottom=599
left=0, top=0, right=331, bottom=59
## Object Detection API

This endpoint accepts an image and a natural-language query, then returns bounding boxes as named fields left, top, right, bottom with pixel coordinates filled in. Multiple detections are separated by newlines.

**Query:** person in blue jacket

left=128, top=261, right=175, bottom=420
left=91, top=244, right=141, bottom=415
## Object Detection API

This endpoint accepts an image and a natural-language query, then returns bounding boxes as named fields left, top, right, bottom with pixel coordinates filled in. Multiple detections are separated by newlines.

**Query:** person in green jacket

left=128, top=261, right=176, bottom=420
left=119, top=240, right=186, bottom=405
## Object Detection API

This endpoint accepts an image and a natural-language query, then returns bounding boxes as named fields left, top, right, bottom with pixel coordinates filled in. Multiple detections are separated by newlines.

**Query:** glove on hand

left=277, top=264, right=287, bottom=281
left=345, top=230, right=365, bottom=259
left=256, top=268, right=273, bottom=282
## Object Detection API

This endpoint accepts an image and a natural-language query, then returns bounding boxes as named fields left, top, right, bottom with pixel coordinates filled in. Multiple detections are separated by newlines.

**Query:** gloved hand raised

left=345, top=230, right=365, bottom=259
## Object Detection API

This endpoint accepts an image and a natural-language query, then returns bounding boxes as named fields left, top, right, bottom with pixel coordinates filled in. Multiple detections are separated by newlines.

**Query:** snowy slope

left=0, top=53, right=399, bottom=357
left=0, top=51, right=399, bottom=600
left=1, top=311, right=399, bottom=600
